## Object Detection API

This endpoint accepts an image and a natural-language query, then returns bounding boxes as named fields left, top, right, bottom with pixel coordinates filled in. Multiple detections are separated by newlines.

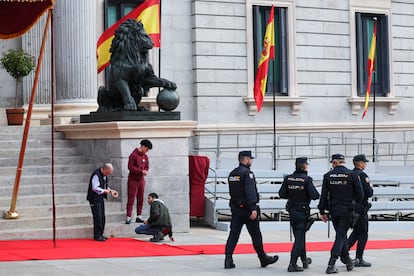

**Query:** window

left=253, top=6, right=288, bottom=96
left=105, top=0, right=144, bottom=28
left=356, top=13, right=390, bottom=96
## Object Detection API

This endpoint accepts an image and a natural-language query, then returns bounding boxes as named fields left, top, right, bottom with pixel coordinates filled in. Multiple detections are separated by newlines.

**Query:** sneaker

left=326, top=265, right=338, bottom=274
left=288, top=263, right=304, bottom=272
left=302, top=257, right=312, bottom=269
left=260, top=255, right=279, bottom=267
left=125, top=217, right=132, bottom=224
left=354, top=258, right=372, bottom=267
left=135, top=217, right=144, bottom=223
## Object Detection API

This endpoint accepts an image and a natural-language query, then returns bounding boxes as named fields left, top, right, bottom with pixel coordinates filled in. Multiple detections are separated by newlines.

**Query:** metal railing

left=192, top=129, right=414, bottom=169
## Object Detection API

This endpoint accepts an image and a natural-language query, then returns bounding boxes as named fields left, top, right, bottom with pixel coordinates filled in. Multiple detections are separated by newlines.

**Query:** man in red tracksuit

left=126, top=139, right=153, bottom=224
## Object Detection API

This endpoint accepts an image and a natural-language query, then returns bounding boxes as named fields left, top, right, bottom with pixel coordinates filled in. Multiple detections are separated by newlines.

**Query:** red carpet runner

left=1, top=238, right=413, bottom=262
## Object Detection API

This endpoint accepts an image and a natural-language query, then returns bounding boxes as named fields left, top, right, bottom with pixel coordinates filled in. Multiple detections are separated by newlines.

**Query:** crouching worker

left=135, top=193, right=174, bottom=242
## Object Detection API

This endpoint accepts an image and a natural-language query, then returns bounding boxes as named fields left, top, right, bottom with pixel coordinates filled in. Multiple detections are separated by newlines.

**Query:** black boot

left=288, top=263, right=304, bottom=272
left=224, top=254, right=235, bottom=269
left=342, top=255, right=354, bottom=271
left=301, top=256, right=312, bottom=269
left=326, top=258, right=338, bottom=274
left=260, top=255, right=279, bottom=267
left=288, top=256, right=304, bottom=272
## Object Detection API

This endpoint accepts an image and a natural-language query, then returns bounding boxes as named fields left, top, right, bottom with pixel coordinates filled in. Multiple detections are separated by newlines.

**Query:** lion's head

left=109, top=19, right=154, bottom=67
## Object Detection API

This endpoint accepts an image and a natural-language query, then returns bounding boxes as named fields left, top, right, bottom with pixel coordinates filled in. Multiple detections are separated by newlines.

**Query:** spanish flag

left=254, top=5, right=275, bottom=112
left=362, top=19, right=377, bottom=119
left=96, top=0, right=160, bottom=73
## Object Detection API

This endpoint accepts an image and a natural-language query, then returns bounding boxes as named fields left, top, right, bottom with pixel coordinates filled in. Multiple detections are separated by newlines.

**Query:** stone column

left=52, top=0, right=98, bottom=124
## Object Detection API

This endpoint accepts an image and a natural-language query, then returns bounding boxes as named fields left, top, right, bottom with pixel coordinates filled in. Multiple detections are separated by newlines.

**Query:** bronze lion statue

left=97, top=19, right=177, bottom=112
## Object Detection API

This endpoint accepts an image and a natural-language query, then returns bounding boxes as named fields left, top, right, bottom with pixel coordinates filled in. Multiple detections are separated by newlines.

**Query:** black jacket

left=279, top=170, right=320, bottom=211
left=228, top=163, right=259, bottom=211
left=318, top=165, right=364, bottom=215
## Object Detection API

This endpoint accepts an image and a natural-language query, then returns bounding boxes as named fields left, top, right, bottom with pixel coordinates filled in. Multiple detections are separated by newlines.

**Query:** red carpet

left=0, top=238, right=413, bottom=262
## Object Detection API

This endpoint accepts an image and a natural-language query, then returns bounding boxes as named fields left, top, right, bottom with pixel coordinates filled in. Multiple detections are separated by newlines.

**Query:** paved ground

left=1, top=221, right=413, bottom=276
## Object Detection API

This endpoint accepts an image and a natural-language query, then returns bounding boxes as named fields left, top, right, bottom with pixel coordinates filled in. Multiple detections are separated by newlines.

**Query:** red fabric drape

left=189, top=155, right=210, bottom=217
left=0, top=0, right=54, bottom=39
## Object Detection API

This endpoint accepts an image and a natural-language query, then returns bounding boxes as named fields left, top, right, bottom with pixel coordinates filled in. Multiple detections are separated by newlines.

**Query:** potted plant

left=1, top=49, right=35, bottom=125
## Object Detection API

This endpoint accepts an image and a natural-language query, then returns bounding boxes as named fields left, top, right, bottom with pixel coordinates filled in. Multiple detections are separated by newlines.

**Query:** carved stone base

left=80, top=111, right=180, bottom=123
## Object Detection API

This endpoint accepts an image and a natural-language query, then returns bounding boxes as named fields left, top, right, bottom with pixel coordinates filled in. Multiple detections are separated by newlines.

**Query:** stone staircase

left=0, top=126, right=132, bottom=240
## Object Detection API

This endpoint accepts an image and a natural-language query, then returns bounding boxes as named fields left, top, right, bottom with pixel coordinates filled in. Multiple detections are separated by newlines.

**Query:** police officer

left=318, top=154, right=364, bottom=274
left=348, top=154, right=373, bottom=267
left=224, top=151, right=279, bottom=269
left=279, top=157, right=320, bottom=272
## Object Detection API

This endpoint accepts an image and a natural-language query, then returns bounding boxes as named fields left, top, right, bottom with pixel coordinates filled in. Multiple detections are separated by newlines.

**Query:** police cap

left=140, top=139, right=153, bottom=149
left=238, top=151, right=255, bottom=159
left=329, top=153, right=345, bottom=163
left=295, top=157, right=309, bottom=165
left=353, top=154, right=369, bottom=162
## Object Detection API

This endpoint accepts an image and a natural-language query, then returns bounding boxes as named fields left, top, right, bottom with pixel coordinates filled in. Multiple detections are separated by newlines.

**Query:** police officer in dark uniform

left=279, top=157, right=320, bottom=272
left=318, top=154, right=364, bottom=274
left=224, top=151, right=279, bottom=269
left=348, top=154, right=373, bottom=267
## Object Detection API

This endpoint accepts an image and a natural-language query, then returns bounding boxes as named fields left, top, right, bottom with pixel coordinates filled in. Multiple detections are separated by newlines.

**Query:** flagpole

left=372, top=71, right=376, bottom=162
left=372, top=17, right=377, bottom=163
left=272, top=89, right=276, bottom=170
left=158, top=0, right=162, bottom=104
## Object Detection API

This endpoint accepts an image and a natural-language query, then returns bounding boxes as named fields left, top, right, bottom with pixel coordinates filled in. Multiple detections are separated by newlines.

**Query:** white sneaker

left=126, top=216, right=132, bottom=224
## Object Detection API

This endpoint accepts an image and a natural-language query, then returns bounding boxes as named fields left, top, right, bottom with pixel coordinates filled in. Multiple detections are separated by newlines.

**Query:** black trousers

left=225, top=206, right=265, bottom=258
left=89, top=200, right=106, bottom=239
left=348, top=212, right=369, bottom=258
left=330, top=213, right=351, bottom=260
left=289, top=209, right=308, bottom=260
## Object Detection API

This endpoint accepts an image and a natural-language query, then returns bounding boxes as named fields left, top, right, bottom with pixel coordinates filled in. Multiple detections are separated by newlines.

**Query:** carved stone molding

left=243, top=96, right=305, bottom=116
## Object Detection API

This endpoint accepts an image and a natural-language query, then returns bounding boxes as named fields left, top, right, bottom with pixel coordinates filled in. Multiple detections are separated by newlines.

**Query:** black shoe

left=149, top=232, right=164, bottom=242
left=354, top=258, right=371, bottom=267
left=326, top=265, right=338, bottom=274
left=260, top=255, right=279, bottom=268
left=343, top=256, right=354, bottom=271
left=302, top=257, right=312, bottom=269
left=224, top=255, right=235, bottom=269
left=102, top=236, right=108, bottom=240
left=94, top=236, right=106, bottom=242
left=288, top=263, right=304, bottom=272
left=136, top=217, right=144, bottom=223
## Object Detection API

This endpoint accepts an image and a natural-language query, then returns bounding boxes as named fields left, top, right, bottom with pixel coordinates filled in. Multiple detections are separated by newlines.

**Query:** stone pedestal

left=56, top=121, right=197, bottom=232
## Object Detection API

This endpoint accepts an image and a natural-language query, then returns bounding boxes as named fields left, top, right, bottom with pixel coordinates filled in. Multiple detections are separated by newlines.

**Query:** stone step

left=1, top=173, right=90, bottom=186
left=0, top=211, right=125, bottom=231
left=0, top=182, right=91, bottom=195
left=0, top=222, right=138, bottom=240
left=0, top=164, right=93, bottom=175
left=0, top=155, right=89, bottom=167
left=0, top=193, right=98, bottom=207
left=0, top=147, right=79, bottom=157
left=0, top=139, right=74, bottom=149
left=0, top=126, right=53, bottom=134
left=0, top=201, right=122, bottom=217
left=0, top=131, right=65, bottom=140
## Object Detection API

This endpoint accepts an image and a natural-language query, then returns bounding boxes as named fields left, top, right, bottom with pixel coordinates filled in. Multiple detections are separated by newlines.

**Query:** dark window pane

left=253, top=6, right=288, bottom=96
left=356, top=13, right=389, bottom=96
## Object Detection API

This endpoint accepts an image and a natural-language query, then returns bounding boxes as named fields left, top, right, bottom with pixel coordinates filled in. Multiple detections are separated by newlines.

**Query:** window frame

left=252, top=6, right=288, bottom=96
left=245, top=1, right=300, bottom=115
left=355, top=13, right=390, bottom=97
left=348, top=2, right=398, bottom=116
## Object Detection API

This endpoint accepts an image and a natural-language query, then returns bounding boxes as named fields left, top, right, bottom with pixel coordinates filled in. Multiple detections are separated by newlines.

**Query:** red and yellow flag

left=254, top=5, right=275, bottom=112
left=362, top=19, right=377, bottom=119
left=96, top=0, right=160, bottom=73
